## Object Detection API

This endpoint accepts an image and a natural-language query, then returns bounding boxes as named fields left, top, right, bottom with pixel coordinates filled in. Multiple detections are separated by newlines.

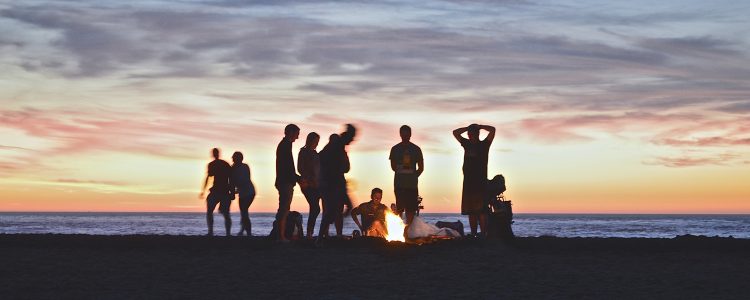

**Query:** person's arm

left=342, top=151, right=350, bottom=174
left=416, top=159, right=424, bottom=177
left=389, top=147, right=398, bottom=172
left=199, top=174, right=209, bottom=199
left=350, top=207, right=363, bottom=231
left=416, top=147, right=424, bottom=176
left=340, top=124, right=357, bottom=145
left=297, top=150, right=306, bottom=176
left=228, top=168, right=236, bottom=195
left=453, top=127, right=468, bottom=143
left=480, top=125, right=496, bottom=144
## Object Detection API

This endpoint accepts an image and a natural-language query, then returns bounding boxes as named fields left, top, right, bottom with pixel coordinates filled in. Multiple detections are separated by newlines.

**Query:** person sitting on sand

left=351, top=188, right=388, bottom=238
left=199, top=148, right=232, bottom=236
left=230, top=151, right=255, bottom=236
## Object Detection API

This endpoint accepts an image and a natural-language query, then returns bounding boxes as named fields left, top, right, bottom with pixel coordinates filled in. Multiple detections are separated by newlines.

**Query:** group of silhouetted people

left=200, top=122, right=496, bottom=239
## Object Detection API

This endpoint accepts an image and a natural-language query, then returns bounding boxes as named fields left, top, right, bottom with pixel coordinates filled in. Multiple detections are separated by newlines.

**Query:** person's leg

left=219, top=197, right=231, bottom=236
left=394, top=188, right=405, bottom=217
left=334, top=211, right=343, bottom=236
left=317, top=187, right=332, bottom=239
left=405, top=188, right=418, bottom=225
left=206, top=193, right=219, bottom=236
left=275, top=184, right=293, bottom=241
left=478, top=213, right=488, bottom=237
left=468, top=214, right=478, bottom=235
left=304, top=188, right=321, bottom=239
left=246, top=195, right=255, bottom=235
left=333, top=184, right=345, bottom=236
left=238, top=196, right=251, bottom=235
left=368, top=220, right=387, bottom=238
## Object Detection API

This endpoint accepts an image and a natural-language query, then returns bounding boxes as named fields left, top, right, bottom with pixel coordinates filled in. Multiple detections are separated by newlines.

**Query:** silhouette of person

left=275, top=124, right=301, bottom=242
left=453, top=124, right=495, bottom=237
left=318, top=124, right=356, bottom=239
left=199, top=148, right=232, bottom=236
left=298, top=132, right=321, bottom=239
left=389, top=125, right=423, bottom=225
left=351, top=188, right=388, bottom=238
left=230, top=151, right=255, bottom=236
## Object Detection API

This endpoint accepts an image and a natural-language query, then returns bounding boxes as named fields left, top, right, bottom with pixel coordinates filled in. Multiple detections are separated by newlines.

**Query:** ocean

left=1, top=212, right=749, bottom=238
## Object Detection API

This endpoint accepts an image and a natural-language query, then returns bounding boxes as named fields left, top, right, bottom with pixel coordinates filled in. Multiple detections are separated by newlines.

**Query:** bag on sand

left=487, top=196, right=514, bottom=240
left=407, top=216, right=461, bottom=239
left=269, top=211, right=304, bottom=240
left=436, top=221, right=465, bottom=237
left=486, top=174, right=513, bottom=240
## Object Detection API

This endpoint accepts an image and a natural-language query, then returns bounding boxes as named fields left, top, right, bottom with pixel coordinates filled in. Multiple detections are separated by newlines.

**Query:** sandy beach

left=1, top=234, right=748, bottom=299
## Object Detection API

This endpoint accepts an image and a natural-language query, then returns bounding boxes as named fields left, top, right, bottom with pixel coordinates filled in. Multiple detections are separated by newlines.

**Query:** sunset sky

left=1, top=0, right=749, bottom=213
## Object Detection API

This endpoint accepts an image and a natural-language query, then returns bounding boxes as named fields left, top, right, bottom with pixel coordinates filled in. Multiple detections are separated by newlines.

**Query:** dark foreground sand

left=1, top=234, right=749, bottom=299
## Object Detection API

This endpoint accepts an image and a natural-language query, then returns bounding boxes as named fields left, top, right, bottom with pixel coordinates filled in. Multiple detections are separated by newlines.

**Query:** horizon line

left=2, top=210, right=749, bottom=215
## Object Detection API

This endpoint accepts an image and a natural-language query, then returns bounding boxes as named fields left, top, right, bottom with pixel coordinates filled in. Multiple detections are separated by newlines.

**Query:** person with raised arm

left=199, top=148, right=232, bottom=236
left=453, top=124, right=496, bottom=237
left=317, top=124, right=356, bottom=240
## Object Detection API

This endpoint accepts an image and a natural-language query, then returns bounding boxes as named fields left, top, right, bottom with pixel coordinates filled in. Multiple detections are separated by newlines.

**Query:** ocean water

left=1, top=212, right=749, bottom=238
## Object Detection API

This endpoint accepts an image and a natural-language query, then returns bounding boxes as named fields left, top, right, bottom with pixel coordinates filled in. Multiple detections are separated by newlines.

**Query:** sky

left=0, top=0, right=749, bottom=213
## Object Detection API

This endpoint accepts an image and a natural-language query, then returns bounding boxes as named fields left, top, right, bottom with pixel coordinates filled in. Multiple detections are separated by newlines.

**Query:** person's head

left=399, top=125, right=411, bottom=142
left=467, top=123, right=480, bottom=142
left=231, top=151, right=243, bottom=164
left=371, top=188, right=383, bottom=204
left=329, top=133, right=340, bottom=143
left=211, top=148, right=220, bottom=159
left=284, top=124, right=300, bottom=142
left=305, top=132, right=320, bottom=149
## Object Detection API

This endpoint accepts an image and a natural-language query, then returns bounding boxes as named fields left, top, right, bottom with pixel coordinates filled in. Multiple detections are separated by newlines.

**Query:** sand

left=1, top=234, right=748, bottom=299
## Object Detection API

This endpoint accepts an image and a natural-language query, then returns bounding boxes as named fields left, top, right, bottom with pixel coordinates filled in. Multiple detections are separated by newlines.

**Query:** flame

left=384, top=209, right=406, bottom=242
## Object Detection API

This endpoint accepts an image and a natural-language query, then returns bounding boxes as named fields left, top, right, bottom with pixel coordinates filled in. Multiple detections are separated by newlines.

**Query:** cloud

left=0, top=145, right=34, bottom=151
left=646, top=153, right=741, bottom=168
left=0, top=105, right=279, bottom=160
left=56, top=178, right=127, bottom=186
left=656, top=137, right=750, bottom=147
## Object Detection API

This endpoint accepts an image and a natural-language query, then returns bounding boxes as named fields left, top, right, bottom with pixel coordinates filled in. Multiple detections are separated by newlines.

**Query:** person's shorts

left=395, top=188, right=419, bottom=213
left=275, top=184, right=295, bottom=220
left=207, top=191, right=232, bottom=214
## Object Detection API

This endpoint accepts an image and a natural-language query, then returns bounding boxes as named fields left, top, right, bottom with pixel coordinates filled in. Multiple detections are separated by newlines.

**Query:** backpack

left=487, top=175, right=513, bottom=240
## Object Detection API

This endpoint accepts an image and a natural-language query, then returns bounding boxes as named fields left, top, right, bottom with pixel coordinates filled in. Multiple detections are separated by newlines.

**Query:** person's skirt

left=461, top=175, right=487, bottom=215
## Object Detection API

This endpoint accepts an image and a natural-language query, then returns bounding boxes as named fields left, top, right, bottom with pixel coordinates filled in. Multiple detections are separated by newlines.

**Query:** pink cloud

left=656, top=137, right=750, bottom=147
left=0, top=106, right=278, bottom=160
left=498, top=112, right=700, bottom=144
left=645, top=153, right=741, bottom=168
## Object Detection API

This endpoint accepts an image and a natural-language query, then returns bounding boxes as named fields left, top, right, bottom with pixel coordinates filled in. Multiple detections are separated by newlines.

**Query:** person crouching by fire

left=351, top=188, right=388, bottom=238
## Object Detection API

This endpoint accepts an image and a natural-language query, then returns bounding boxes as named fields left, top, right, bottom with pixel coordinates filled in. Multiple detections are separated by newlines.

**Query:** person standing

left=199, top=148, right=232, bottom=236
left=298, top=132, right=321, bottom=239
left=275, top=124, right=300, bottom=242
left=453, top=124, right=495, bottom=237
left=389, top=125, right=423, bottom=225
left=318, top=124, right=356, bottom=239
left=230, top=151, right=255, bottom=236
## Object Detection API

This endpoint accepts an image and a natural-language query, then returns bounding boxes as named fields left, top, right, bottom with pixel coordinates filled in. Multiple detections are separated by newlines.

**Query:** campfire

left=384, top=209, right=406, bottom=242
